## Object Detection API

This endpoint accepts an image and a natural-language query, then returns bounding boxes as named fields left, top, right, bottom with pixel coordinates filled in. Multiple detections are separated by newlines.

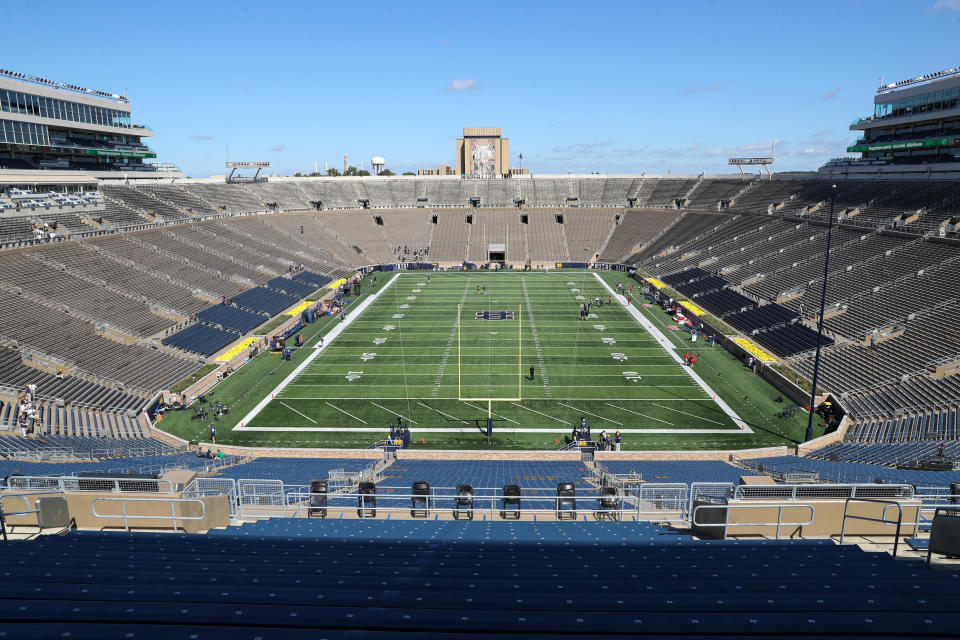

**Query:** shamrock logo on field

left=373, top=337, right=387, bottom=344
left=392, top=313, right=404, bottom=319
left=360, top=353, right=376, bottom=361
left=406, top=296, right=416, bottom=300
left=383, top=325, right=396, bottom=331
left=611, top=352, right=628, bottom=361
left=400, top=304, right=410, bottom=309
left=623, top=371, right=642, bottom=382
left=601, top=337, right=616, bottom=345
left=345, top=371, right=363, bottom=381
left=593, top=324, right=606, bottom=331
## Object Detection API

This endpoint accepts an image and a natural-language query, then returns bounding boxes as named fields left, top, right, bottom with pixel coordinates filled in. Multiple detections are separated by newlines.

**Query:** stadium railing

left=90, top=496, right=206, bottom=533
left=692, top=502, right=816, bottom=539
left=4, top=475, right=175, bottom=494
left=226, top=482, right=691, bottom=522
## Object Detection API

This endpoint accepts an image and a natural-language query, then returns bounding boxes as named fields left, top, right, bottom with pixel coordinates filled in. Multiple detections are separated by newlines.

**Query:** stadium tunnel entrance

left=488, top=243, right=505, bottom=266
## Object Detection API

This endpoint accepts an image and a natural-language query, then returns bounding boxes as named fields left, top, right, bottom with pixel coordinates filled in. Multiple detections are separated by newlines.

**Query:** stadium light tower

left=805, top=184, right=836, bottom=442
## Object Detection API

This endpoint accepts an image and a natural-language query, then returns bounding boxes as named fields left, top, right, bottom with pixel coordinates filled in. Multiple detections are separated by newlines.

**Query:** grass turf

left=157, top=270, right=823, bottom=450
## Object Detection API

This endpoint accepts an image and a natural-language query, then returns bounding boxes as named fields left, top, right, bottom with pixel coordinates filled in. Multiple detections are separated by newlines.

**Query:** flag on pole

left=519, top=153, right=523, bottom=160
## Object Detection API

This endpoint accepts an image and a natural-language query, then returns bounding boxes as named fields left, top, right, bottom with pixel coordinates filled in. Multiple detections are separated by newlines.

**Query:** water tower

left=371, top=156, right=385, bottom=176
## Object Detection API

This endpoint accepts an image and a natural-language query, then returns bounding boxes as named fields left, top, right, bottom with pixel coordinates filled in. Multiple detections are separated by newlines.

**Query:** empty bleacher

left=232, top=286, right=298, bottom=316
left=162, top=323, right=238, bottom=357
left=195, top=304, right=265, bottom=334
left=266, top=276, right=316, bottom=298
left=1, top=520, right=956, bottom=638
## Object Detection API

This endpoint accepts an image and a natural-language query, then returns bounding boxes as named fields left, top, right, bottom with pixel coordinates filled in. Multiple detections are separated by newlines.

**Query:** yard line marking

left=651, top=402, right=727, bottom=425
left=234, top=272, right=400, bottom=431
left=324, top=401, right=368, bottom=424
left=279, top=401, right=317, bottom=424
left=557, top=402, right=623, bottom=426
left=592, top=273, right=752, bottom=434
left=462, top=401, right=520, bottom=425
left=416, top=401, right=469, bottom=424
left=521, top=277, right=550, bottom=396
left=603, top=402, right=674, bottom=425
left=370, top=402, right=419, bottom=425
left=509, top=402, right=568, bottom=424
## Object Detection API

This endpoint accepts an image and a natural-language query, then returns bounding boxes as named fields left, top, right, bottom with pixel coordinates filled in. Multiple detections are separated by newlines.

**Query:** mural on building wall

left=471, top=139, right=496, bottom=178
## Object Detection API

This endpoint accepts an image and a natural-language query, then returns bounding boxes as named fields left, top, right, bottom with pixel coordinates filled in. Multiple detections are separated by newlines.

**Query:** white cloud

left=822, top=87, right=842, bottom=100
left=270, top=144, right=285, bottom=152
left=934, top=0, right=960, bottom=10
left=445, top=79, right=476, bottom=92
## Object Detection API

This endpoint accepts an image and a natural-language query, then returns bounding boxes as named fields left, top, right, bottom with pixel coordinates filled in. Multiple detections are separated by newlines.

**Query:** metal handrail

left=0, top=490, right=65, bottom=541
left=692, top=503, right=815, bottom=539
left=90, top=497, right=206, bottom=532
left=839, top=497, right=909, bottom=556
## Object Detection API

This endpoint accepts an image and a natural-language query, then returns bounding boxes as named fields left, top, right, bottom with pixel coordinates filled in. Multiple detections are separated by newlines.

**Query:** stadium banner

left=593, top=263, right=633, bottom=272
left=731, top=337, right=777, bottom=362
left=83, top=148, right=157, bottom=158
left=846, top=137, right=953, bottom=153
left=555, top=262, right=589, bottom=269
left=215, top=337, right=259, bottom=362
left=679, top=300, right=707, bottom=316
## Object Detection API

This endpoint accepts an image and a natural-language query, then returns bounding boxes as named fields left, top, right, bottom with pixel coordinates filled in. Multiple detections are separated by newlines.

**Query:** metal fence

left=732, top=483, right=914, bottom=501
left=182, top=477, right=238, bottom=521
left=5, top=475, right=175, bottom=494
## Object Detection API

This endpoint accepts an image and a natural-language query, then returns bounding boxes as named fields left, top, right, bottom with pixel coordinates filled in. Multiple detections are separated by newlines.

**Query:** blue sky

left=6, top=0, right=960, bottom=176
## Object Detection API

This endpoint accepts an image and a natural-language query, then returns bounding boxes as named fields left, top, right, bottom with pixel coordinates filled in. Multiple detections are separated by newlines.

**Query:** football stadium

left=1, top=4, right=960, bottom=637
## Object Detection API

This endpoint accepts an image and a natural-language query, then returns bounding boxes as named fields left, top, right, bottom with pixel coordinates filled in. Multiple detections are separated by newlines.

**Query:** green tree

left=356, top=169, right=371, bottom=177
left=379, top=169, right=395, bottom=176
left=326, top=167, right=341, bottom=177
left=343, top=166, right=359, bottom=176
left=294, top=172, right=303, bottom=177
left=402, top=171, right=416, bottom=176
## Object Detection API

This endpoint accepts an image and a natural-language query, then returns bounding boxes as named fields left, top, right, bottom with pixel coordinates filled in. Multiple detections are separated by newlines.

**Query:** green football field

left=157, top=269, right=823, bottom=450
left=238, top=270, right=762, bottom=442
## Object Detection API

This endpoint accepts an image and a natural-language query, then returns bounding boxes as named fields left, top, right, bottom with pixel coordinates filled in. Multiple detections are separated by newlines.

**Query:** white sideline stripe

left=276, top=396, right=716, bottom=401
left=592, top=273, right=753, bottom=434
left=416, top=401, right=469, bottom=424
left=651, top=402, right=726, bottom=426
left=509, top=402, right=568, bottom=424
left=603, top=402, right=673, bottom=425
left=324, top=401, right=368, bottom=424
left=233, top=273, right=400, bottom=431
left=462, top=401, right=520, bottom=425
left=558, top=402, right=623, bottom=426
left=279, top=401, right=317, bottom=424
left=233, top=426, right=743, bottom=433
left=370, top=401, right=419, bottom=425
